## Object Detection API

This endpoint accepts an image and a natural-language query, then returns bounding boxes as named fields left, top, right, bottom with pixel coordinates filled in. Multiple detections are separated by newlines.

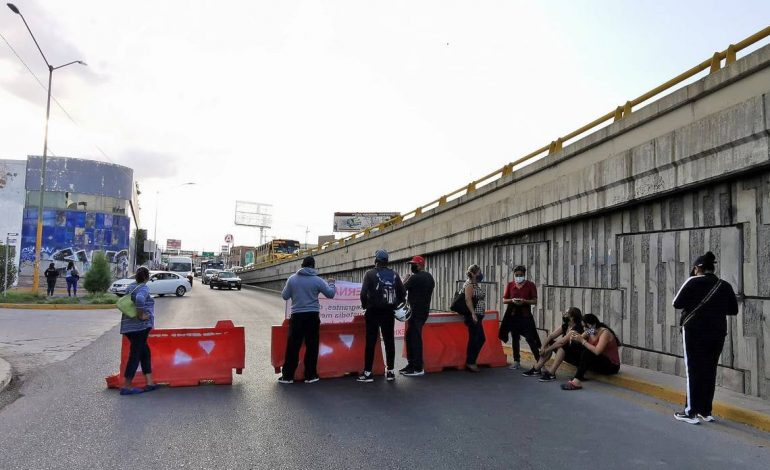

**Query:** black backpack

left=372, top=268, right=398, bottom=309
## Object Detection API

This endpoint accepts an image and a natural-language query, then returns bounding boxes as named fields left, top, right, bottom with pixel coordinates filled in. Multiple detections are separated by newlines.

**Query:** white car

left=109, top=271, right=192, bottom=297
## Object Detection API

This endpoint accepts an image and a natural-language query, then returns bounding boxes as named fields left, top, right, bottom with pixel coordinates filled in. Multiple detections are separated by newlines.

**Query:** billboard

left=333, top=212, right=400, bottom=232
left=234, top=201, right=272, bottom=228
left=166, top=239, right=181, bottom=250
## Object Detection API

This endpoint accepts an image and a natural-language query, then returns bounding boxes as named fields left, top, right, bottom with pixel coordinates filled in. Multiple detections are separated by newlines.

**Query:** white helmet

left=393, top=302, right=411, bottom=322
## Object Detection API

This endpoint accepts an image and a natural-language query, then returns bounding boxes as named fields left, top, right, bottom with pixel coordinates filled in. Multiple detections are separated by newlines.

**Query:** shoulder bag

left=681, top=279, right=723, bottom=327
left=116, top=285, right=140, bottom=318
left=450, top=285, right=477, bottom=316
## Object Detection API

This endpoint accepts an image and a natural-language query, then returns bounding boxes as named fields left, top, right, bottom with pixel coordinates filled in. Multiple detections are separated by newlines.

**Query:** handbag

left=116, top=285, right=139, bottom=318
left=681, top=279, right=722, bottom=327
left=450, top=286, right=477, bottom=316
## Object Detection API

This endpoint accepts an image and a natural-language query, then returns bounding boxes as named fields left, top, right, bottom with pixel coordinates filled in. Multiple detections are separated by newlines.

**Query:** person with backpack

left=672, top=251, right=738, bottom=424
left=401, top=255, right=435, bottom=377
left=358, top=249, right=406, bottom=383
left=65, top=261, right=79, bottom=297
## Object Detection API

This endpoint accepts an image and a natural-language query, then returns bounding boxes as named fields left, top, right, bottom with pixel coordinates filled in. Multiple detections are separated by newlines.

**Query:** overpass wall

left=245, top=44, right=770, bottom=399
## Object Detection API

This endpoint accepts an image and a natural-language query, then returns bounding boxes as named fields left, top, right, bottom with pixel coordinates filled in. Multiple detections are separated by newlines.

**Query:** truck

left=167, top=256, right=194, bottom=287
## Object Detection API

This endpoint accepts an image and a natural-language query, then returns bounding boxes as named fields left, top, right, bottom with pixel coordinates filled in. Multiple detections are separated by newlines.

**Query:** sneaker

left=399, top=366, right=414, bottom=375
left=304, top=377, right=320, bottom=384
left=386, top=370, right=396, bottom=381
left=698, top=414, right=716, bottom=423
left=522, top=368, right=541, bottom=377
left=403, top=369, right=425, bottom=377
left=538, top=371, right=556, bottom=382
left=508, top=361, right=521, bottom=370
left=674, top=412, right=700, bottom=424
left=277, top=377, right=294, bottom=384
left=357, top=371, right=374, bottom=383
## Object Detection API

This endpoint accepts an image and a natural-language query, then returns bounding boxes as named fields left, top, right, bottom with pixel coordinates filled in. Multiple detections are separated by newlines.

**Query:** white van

left=168, top=256, right=194, bottom=287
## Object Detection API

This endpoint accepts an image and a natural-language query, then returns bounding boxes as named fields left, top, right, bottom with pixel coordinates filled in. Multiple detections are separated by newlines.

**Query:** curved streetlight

left=7, top=3, right=87, bottom=293
left=153, top=182, right=195, bottom=266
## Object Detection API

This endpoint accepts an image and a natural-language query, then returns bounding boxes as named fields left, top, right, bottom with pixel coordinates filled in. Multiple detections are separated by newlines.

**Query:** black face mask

left=410, top=265, right=419, bottom=274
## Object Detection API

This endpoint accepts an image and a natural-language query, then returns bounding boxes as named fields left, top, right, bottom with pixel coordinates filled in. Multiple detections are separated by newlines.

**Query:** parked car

left=109, top=271, right=192, bottom=297
left=202, top=269, right=220, bottom=285
left=209, top=271, right=242, bottom=290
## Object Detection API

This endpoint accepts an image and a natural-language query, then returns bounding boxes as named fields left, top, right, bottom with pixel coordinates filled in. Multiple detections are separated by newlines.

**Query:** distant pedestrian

left=401, top=255, right=435, bottom=377
left=358, top=249, right=406, bottom=383
left=65, top=261, right=79, bottom=297
left=119, top=266, right=159, bottom=395
left=44, top=262, right=59, bottom=296
left=560, top=314, right=620, bottom=390
left=502, top=265, right=541, bottom=369
left=521, top=307, right=584, bottom=381
left=463, top=264, right=487, bottom=373
left=672, top=251, right=738, bottom=424
left=278, top=256, right=336, bottom=384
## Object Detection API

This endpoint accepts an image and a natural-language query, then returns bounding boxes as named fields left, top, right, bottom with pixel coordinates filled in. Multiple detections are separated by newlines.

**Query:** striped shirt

left=120, top=282, right=155, bottom=334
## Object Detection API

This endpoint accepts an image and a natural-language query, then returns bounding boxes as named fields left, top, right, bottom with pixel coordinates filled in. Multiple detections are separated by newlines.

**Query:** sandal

left=119, top=387, right=145, bottom=395
left=560, top=380, right=583, bottom=391
left=143, top=384, right=161, bottom=392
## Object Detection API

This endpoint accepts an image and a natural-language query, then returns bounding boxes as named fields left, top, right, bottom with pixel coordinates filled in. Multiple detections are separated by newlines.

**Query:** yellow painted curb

left=503, top=346, right=770, bottom=433
left=0, top=303, right=116, bottom=310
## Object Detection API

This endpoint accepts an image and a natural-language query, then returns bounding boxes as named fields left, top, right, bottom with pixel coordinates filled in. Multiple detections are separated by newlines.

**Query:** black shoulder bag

left=681, top=279, right=723, bottom=327
left=450, top=287, right=477, bottom=316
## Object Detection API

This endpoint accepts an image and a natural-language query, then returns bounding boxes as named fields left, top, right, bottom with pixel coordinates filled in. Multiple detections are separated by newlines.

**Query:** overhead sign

left=333, top=212, right=400, bottom=232
left=234, top=201, right=272, bottom=228
left=202, top=251, right=214, bottom=257
left=166, top=239, right=182, bottom=250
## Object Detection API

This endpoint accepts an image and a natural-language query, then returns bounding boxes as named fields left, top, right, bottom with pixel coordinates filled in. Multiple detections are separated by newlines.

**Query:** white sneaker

left=508, top=362, right=521, bottom=370
left=674, top=412, right=699, bottom=424
left=698, top=414, right=716, bottom=422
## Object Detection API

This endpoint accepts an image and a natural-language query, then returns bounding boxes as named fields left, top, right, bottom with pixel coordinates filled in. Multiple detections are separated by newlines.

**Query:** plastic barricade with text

left=105, top=320, right=245, bottom=388
left=403, top=311, right=508, bottom=372
left=271, top=315, right=385, bottom=380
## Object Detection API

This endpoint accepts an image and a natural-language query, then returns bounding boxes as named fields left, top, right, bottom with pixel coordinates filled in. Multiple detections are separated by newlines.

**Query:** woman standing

left=120, top=266, right=159, bottom=395
left=463, top=264, right=487, bottom=372
left=672, top=251, right=738, bottom=424
left=65, top=261, right=79, bottom=297
left=44, top=262, right=59, bottom=296
left=561, top=313, right=621, bottom=390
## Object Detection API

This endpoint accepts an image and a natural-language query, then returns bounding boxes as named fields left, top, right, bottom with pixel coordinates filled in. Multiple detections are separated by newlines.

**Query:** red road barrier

left=271, top=315, right=384, bottom=380
left=106, top=320, right=245, bottom=388
left=403, top=311, right=508, bottom=373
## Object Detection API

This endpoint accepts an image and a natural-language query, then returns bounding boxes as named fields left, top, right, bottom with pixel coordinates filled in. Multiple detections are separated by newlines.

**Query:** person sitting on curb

left=521, top=307, right=584, bottom=381
left=561, top=313, right=621, bottom=390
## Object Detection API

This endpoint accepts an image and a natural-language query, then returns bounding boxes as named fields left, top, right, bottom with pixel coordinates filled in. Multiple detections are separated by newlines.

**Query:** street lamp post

left=152, top=182, right=195, bottom=267
left=7, top=3, right=87, bottom=293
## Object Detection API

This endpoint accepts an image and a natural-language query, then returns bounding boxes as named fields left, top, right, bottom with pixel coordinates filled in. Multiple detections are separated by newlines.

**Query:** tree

left=134, top=229, right=149, bottom=266
left=83, top=251, right=112, bottom=294
left=0, top=244, right=17, bottom=293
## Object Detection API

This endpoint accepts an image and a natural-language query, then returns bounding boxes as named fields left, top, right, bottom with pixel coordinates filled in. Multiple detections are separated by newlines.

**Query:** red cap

left=408, top=255, right=425, bottom=266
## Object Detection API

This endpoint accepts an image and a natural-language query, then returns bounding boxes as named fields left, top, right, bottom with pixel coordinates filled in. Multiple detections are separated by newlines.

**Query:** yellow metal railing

left=270, top=25, right=770, bottom=266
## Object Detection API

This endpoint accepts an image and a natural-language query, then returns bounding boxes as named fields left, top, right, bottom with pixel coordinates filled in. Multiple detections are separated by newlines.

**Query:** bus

left=254, top=239, right=300, bottom=265
left=201, top=259, right=224, bottom=272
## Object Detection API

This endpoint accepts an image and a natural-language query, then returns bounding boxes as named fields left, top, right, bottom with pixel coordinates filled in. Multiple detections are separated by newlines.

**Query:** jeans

left=405, top=311, right=428, bottom=370
left=281, top=312, right=321, bottom=380
left=46, top=278, right=56, bottom=296
left=364, top=309, right=395, bottom=372
left=510, top=314, right=542, bottom=362
left=124, top=328, right=152, bottom=380
left=66, top=277, right=78, bottom=296
left=465, top=313, right=486, bottom=365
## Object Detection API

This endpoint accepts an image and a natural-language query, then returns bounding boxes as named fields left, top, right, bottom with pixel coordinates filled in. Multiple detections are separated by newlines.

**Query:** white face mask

left=514, top=276, right=525, bottom=284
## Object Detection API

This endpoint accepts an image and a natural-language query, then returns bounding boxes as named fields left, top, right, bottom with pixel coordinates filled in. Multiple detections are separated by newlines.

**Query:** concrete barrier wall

left=244, top=44, right=770, bottom=399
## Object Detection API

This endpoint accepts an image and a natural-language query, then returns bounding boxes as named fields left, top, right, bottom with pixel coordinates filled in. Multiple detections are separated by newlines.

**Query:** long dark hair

left=583, top=313, right=621, bottom=346
left=562, top=307, right=584, bottom=335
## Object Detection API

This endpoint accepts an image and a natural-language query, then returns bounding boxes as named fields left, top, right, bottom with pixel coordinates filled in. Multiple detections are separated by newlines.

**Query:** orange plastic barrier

left=271, top=315, right=385, bottom=380
left=105, top=320, right=245, bottom=388
left=403, top=311, right=508, bottom=373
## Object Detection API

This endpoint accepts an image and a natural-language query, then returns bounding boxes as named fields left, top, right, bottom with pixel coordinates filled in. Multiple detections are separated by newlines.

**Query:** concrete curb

left=504, top=346, right=770, bottom=433
left=241, top=284, right=281, bottom=294
left=0, top=303, right=116, bottom=310
left=0, top=357, right=11, bottom=394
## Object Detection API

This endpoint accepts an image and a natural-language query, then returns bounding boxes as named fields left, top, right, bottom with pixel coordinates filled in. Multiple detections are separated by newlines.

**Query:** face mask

left=476, top=272, right=484, bottom=282
left=410, top=265, right=419, bottom=274
left=514, top=276, right=525, bottom=284
left=586, top=327, right=597, bottom=336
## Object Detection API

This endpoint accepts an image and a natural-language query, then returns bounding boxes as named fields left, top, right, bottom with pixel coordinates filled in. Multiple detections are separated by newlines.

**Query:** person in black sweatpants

left=672, top=251, right=738, bottom=424
left=401, top=255, right=435, bottom=376
left=281, top=313, right=321, bottom=382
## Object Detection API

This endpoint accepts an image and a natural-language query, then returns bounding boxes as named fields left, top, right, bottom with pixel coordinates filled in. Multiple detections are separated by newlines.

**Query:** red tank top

left=589, top=329, right=620, bottom=366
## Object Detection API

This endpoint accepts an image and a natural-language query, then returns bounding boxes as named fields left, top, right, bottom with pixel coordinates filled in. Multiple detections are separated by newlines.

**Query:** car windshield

left=169, top=262, right=192, bottom=272
left=220, top=272, right=235, bottom=277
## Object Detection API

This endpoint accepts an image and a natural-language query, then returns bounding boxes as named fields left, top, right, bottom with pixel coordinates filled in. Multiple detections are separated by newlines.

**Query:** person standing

left=400, top=255, right=435, bottom=377
left=463, top=264, right=487, bottom=372
left=119, top=266, right=159, bottom=395
left=279, top=256, right=336, bottom=384
left=44, top=262, right=59, bottom=296
left=358, top=249, right=406, bottom=383
left=672, top=251, right=738, bottom=424
left=65, top=261, right=79, bottom=297
left=503, top=265, right=541, bottom=369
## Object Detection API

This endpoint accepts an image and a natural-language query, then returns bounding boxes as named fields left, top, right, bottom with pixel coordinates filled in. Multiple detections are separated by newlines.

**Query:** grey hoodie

left=281, top=267, right=336, bottom=314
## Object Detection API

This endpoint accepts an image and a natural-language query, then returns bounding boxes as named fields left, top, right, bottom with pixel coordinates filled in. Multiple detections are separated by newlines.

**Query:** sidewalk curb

left=504, top=346, right=770, bottom=433
left=0, top=357, right=11, bottom=394
left=0, top=303, right=116, bottom=310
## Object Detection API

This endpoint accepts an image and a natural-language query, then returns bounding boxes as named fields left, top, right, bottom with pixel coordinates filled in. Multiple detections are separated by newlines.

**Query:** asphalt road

left=0, top=284, right=768, bottom=470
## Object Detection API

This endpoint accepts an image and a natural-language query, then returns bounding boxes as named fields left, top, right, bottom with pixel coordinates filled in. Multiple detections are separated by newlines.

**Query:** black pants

left=574, top=346, right=619, bottom=380
left=46, top=278, right=56, bottom=296
left=364, top=309, right=395, bottom=372
left=683, top=329, right=725, bottom=416
left=405, top=310, right=428, bottom=370
left=465, top=314, right=486, bottom=365
left=282, top=312, right=321, bottom=380
left=511, top=315, right=542, bottom=362
left=124, top=328, right=152, bottom=380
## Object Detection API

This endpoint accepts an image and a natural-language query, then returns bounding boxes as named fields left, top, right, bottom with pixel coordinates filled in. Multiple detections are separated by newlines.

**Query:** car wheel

left=176, top=286, right=186, bottom=297
left=209, top=283, right=213, bottom=289
left=237, top=285, right=241, bottom=291
left=158, top=294, right=165, bottom=297
left=228, top=286, right=232, bottom=290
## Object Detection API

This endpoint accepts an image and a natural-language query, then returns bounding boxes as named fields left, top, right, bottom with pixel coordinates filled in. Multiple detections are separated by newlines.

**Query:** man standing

left=401, top=255, right=435, bottom=377
left=358, top=249, right=406, bottom=383
left=279, top=256, right=336, bottom=384
left=503, top=265, right=541, bottom=369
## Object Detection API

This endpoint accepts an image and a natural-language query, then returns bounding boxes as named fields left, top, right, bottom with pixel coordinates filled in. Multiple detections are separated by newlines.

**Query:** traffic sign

left=224, top=234, right=233, bottom=244
left=202, top=251, right=214, bottom=257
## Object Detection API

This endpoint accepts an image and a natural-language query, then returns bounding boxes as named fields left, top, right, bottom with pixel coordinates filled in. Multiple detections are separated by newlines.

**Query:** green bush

left=0, top=244, right=17, bottom=293
left=83, top=251, right=112, bottom=294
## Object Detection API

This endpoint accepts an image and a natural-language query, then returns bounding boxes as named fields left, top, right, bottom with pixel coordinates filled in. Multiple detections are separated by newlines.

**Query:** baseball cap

left=407, top=255, right=425, bottom=266
left=374, top=249, right=389, bottom=262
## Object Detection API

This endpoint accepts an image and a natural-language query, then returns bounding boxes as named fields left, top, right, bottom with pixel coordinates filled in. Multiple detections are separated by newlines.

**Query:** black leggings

left=124, top=328, right=152, bottom=380
left=574, top=346, right=619, bottom=380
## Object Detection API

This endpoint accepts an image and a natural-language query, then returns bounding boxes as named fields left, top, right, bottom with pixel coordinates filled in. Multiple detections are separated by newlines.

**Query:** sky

left=1, top=1, right=769, bottom=253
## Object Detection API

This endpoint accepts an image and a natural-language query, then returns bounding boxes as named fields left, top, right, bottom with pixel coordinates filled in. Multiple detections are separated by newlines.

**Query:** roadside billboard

left=166, top=239, right=181, bottom=250
left=333, top=212, right=399, bottom=232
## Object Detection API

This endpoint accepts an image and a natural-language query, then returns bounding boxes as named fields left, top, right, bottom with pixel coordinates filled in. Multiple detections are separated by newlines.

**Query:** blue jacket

left=282, top=267, right=336, bottom=314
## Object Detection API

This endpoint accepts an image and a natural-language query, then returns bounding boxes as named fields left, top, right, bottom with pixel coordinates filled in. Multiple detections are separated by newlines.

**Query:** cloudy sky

left=2, top=1, right=769, bottom=252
